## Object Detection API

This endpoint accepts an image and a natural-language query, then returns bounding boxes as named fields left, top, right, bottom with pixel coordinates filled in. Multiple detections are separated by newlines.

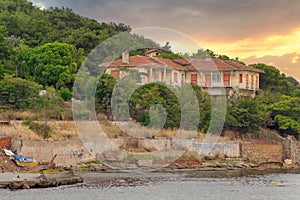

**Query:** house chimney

left=235, top=57, right=239, bottom=63
left=122, top=51, right=129, bottom=64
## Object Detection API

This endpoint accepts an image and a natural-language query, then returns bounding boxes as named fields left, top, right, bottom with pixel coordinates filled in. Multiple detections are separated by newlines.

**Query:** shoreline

left=1, top=166, right=300, bottom=190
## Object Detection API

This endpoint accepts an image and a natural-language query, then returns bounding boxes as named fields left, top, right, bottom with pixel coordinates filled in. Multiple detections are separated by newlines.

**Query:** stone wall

left=190, top=140, right=240, bottom=158
left=240, top=141, right=283, bottom=162
left=9, top=138, right=298, bottom=166
left=11, top=139, right=93, bottom=166
left=282, top=139, right=300, bottom=164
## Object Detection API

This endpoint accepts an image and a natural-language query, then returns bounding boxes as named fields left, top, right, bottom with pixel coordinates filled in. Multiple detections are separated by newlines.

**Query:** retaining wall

left=10, top=138, right=300, bottom=166
left=11, top=139, right=93, bottom=166
left=190, top=140, right=240, bottom=158
left=240, top=141, right=283, bottom=162
left=282, top=139, right=300, bottom=164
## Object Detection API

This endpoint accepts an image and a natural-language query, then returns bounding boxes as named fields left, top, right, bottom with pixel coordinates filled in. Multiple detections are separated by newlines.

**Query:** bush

left=22, top=119, right=51, bottom=138
left=60, top=88, right=72, bottom=101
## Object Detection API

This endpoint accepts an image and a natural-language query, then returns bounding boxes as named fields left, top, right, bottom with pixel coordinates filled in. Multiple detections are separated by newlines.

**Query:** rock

left=249, top=163, right=258, bottom=168
left=201, top=162, right=218, bottom=168
left=238, top=163, right=250, bottom=168
left=9, top=181, right=25, bottom=190
left=0, top=182, right=9, bottom=189
left=22, top=183, right=30, bottom=189
left=284, top=159, right=292, bottom=165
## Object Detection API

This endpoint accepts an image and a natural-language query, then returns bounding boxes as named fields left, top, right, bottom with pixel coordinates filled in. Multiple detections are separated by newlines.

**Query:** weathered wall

left=282, top=139, right=300, bottom=164
left=0, top=136, right=11, bottom=149
left=190, top=140, right=240, bottom=158
left=9, top=137, right=296, bottom=166
left=11, top=139, right=93, bottom=166
left=240, top=141, right=283, bottom=162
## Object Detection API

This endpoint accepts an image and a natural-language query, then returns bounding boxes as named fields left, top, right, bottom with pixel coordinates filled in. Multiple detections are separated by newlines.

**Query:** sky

left=29, top=0, right=300, bottom=80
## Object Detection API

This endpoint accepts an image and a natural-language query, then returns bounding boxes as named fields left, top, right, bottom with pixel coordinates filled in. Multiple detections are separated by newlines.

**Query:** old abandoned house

left=99, top=50, right=264, bottom=97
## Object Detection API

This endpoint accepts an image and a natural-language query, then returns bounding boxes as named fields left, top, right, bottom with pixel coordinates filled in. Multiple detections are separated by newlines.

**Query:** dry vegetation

left=0, top=124, right=43, bottom=140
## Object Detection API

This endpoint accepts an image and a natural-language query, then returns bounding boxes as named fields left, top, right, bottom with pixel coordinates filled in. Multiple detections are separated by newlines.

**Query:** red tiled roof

left=174, top=58, right=264, bottom=73
left=145, top=49, right=162, bottom=55
left=224, top=60, right=265, bottom=73
left=99, top=56, right=159, bottom=68
left=99, top=56, right=264, bottom=73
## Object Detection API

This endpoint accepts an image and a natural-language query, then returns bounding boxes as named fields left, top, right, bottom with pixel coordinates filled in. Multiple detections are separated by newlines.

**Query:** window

left=173, top=72, right=178, bottom=83
left=223, top=74, right=230, bottom=87
left=251, top=75, right=254, bottom=89
left=212, top=74, right=221, bottom=82
left=205, top=74, right=211, bottom=87
left=111, top=70, right=120, bottom=79
left=239, top=74, right=243, bottom=83
left=256, top=76, right=259, bottom=89
left=181, top=74, right=185, bottom=85
left=246, top=74, right=249, bottom=89
left=191, top=74, right=197, bottom=86
left=161, top=71, right=164, bottom=82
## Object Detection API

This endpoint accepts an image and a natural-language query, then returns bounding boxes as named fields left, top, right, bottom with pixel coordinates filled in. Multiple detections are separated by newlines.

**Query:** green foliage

left=158, top=52, right=183, bottom=60
left=22, top=119, right=51, bottom=138
left=267, top=95, right=300, bottom=138
left=96, top=73, right=117, bottom=117
left=251, top=63, right=290, bottom=94
left=59, top=87, right=72, bottom=101
left=192, top=86, right=212, bottom=132
left=0, top=75, right=42, bottom=109
left=24, top=42, right=85, bottom=89
left=130, top=83, right=180, bottom=128
left=34, top=87, right=65, bottom=120
left=0, top=0, right=130, bottom=54
left=226, top=99, right=262, bottom=133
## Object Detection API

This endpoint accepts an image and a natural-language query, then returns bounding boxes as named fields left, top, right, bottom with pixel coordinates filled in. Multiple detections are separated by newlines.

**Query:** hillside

left=0, top=0, right=300, bottom=142
left=0, top=0, right=160, bottom=77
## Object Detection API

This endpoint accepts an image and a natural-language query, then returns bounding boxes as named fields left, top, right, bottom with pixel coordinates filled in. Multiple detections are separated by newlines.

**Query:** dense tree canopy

left=0, top=0, right=130, bottom=53
left=251, top=63, right=291, bottom=94
left=24, top=42, right=85, bottom=89
left=0, top=75, right=42, bottom=109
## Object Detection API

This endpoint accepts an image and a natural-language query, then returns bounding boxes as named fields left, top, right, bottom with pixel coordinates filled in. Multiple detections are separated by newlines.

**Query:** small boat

left=12, top=155, right=38, bottom=167
left=3, top=149, right=38, bottom=167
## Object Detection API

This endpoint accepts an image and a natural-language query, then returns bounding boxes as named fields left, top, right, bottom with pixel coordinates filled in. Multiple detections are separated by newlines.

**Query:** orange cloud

left=201, top=27, right=300, bottom=59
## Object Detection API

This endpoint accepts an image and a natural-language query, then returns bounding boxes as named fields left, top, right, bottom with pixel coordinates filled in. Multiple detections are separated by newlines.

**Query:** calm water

left=2, top=171, right=300, bottom=200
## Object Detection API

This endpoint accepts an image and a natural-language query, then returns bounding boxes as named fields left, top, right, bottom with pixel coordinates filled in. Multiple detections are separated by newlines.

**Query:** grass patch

left=82, top=160, right=104, bottom=168
left=29, top=169, right=61, bottom=174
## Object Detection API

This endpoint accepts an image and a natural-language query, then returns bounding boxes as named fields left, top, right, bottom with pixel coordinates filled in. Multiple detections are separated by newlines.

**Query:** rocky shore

left=0, top=172, right=83, bottom=190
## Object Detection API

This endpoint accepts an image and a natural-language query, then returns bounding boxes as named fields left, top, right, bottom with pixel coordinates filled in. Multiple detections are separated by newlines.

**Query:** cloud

left=243, top=52, right=300, bottom=81
left=33, top=0, right=300, bottom=43
left=29, top=0, right=300, bottom=80
left=30, top=0, right=47, bottom=9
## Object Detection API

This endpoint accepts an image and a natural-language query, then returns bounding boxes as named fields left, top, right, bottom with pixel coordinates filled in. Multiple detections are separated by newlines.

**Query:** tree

left=33, top=87, right=65, bottom=137
left=251, top=63, right=290, bottom=94
left=267, top=95, right=300, bottom=138
left=96, top=73, right=117, bottom=117
left=226, top=99, right=262, bottom=133
left=130, top=83, right=180, bottom=128
left=162, top=41, right=171, bottom=51
left=25, top=42, right=85, bottom=89
left=190, top=49, right=216, bottom=59
left=0, top=75, right=42, bottom=109
left=59, top=87, right=72, bottom=101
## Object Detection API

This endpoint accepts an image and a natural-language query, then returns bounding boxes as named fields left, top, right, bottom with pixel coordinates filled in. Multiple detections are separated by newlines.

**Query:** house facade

left=100, top=50, right=264, bottom=97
